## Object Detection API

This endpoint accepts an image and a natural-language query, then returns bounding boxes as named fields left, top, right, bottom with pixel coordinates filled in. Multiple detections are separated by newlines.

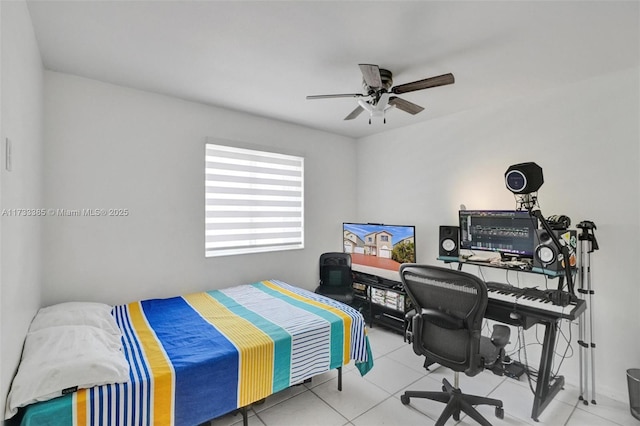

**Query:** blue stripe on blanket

left=140, top=296, right=239, bottom=425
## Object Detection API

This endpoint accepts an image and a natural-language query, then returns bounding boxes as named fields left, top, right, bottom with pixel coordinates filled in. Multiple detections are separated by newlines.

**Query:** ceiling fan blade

left=359, top=64, right=383, bottom=89
left=344, top=105, right=365, bottom=120
left=391, top=73, right=455, bottom=94
left=389, top=96, right=425, bottom=115
left=306, top=93, right=364, bottom=100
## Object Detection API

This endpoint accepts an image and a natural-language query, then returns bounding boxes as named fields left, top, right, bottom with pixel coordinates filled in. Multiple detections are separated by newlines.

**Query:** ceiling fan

left=306, top=64, right=454, bottom=124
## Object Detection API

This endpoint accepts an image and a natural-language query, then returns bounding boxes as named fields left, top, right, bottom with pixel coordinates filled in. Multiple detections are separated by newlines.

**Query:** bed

left=7, top=279, right=373, bottom=426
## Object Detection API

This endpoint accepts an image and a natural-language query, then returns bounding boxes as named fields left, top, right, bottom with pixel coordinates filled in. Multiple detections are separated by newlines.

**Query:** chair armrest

left=490, top=324, right=511, bottom=348
left=405, top=309, right=417, bottom=322
left=404, top=309, right=416, bottom=343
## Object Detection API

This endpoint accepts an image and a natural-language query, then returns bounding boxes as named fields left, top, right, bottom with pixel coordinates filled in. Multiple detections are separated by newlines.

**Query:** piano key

left=486, top=282, right=582, bottom=318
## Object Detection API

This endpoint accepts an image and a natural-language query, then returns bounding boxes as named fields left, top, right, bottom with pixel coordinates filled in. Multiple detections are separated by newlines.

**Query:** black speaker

left=533, top=229, right=577, bottom=272
left=439, top=226, right=460, bottom=257
left=505, top=162, right=544, bottom=194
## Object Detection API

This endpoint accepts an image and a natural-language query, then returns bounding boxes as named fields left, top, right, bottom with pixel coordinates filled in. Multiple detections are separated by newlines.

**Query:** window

left=205, top=143, right=304, bottom=257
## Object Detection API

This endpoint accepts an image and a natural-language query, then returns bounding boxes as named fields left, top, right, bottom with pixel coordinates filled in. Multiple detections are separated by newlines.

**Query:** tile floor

left=209, top=327, right=635, bottom=426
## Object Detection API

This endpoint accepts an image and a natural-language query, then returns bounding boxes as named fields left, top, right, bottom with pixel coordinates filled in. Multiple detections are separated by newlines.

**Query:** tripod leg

left=586, top=250, right=597, bottom=404
left=578, top=239, right=588, bottom=404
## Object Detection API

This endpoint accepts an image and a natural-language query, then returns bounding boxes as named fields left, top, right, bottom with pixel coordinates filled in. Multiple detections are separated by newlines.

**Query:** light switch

left=5, top=138, right=12, bottom=172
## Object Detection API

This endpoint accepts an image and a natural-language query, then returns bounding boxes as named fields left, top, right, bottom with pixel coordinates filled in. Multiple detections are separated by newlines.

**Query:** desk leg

left=531, top=320, right=564, bottom=421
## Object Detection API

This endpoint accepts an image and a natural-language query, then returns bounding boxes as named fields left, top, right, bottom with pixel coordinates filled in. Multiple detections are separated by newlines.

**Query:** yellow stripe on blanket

left=73, top=389, right=87, bottom=426
left=129, top=301, right=175, bottom=425
left=261, top=280, right=353, bottom=365
left=183, top=292, right=275, bottom=407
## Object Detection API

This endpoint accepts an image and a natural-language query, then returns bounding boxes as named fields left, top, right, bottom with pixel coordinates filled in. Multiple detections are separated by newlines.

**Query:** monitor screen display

left=343, top=223, right=415, bottom=280
left=458, top=210, right=538, bottom=258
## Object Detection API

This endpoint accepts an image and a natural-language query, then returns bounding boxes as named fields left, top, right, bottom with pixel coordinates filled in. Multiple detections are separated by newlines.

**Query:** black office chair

left=399, top=264, right=511, bottom=426
left=315, top=252, right=354, bottom=305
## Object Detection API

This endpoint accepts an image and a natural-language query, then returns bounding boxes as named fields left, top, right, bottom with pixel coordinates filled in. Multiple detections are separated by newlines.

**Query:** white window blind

left=205, top=143, right=304, bottom=257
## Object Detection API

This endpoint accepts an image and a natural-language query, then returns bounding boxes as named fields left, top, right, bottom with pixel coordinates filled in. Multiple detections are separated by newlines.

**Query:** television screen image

left=343, top=223, right=416, bottom=281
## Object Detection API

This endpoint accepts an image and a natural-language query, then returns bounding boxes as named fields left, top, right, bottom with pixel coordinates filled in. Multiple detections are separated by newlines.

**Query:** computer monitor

left=343, top=223, right=415, bottom=281
left=458, top=210, right=538, bottom=258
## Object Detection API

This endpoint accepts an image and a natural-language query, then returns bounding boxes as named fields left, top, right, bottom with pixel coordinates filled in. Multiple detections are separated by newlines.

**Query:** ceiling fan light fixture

left=307, top=64, right=454, bottom=123
left=357, top=99, right=373, bottom=113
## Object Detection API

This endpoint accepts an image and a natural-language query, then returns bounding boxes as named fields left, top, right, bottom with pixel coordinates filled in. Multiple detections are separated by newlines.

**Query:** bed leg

left=337, top=366, right=342, bottom=391
left=241, top=406, right=248, bottom=426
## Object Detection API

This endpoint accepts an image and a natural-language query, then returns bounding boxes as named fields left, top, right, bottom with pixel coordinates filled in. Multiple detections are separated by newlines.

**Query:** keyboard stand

left=440, top=256, right=582, bottom=422
left=533, top=320, right=563, bottom=422
left=483, top=301, right=566, bottom=421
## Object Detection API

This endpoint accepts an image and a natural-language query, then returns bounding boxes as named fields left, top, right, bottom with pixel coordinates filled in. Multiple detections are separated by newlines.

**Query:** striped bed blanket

left=19, top=280, right=373, bottom=426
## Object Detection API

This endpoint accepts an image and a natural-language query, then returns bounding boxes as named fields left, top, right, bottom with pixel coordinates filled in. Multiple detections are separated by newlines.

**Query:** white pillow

left=29, top=302, right=121, bottom=336
left=5, top=325, right=130, bottom=419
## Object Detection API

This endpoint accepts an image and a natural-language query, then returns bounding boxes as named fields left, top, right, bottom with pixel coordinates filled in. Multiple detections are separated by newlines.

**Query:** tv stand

left=352, top=270, right=408, bottom=334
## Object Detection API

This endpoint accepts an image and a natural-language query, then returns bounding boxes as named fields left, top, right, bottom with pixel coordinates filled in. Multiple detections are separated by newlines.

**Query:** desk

left=352, top=270, right=409, bottom=333
left=439, top=257, right=585, bottom=421
left=439, top=255, right=567, bottom=277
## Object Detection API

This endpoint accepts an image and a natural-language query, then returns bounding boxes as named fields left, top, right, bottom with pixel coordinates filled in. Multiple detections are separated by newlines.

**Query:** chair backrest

left=320, top=252, right=351, bottom=268
left=400, top=264, right=488, bottom=376
left=319, top=252, right=353, bottom=292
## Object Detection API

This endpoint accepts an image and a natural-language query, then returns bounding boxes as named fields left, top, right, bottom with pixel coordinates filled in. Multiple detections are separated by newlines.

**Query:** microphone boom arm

left=530, top=209, right=576, bottom=301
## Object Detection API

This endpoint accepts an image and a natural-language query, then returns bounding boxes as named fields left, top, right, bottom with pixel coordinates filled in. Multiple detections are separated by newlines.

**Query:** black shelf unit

left=352, top=270, right=409, bottom=334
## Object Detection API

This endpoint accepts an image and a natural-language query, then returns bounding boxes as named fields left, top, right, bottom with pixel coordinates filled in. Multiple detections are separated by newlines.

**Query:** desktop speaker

left=439, top=226, right=460, bottom=257
left=533, top=229, right=577, bottom=273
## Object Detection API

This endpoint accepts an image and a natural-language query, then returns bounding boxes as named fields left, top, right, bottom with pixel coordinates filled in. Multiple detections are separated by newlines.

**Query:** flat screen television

left=343, top=223, right=416, bottom=281
left=458, top=210, right=538, bottom=258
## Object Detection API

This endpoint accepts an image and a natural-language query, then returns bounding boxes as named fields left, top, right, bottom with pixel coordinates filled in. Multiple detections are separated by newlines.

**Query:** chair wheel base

left=496, top=406, right=504, bottom=419
left=400, top=394, right=410, bottom=405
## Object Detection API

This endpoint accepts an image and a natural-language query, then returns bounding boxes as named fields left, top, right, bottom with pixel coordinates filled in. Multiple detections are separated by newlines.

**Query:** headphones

left=547, top=215, right=571, bottom=230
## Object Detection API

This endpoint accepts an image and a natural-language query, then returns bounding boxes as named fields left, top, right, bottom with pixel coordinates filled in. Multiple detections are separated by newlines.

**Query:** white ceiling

left=26, top=1, right=639, bottom=139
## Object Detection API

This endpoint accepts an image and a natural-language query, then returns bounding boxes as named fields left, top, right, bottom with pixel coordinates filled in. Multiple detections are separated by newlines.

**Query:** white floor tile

left=487, top=379, right=575, bottom=425
left=256, top=390, right=348, bottom=426
left=310, top=369, right=392, bottom=421
left=351, top=396, right=433, bottom=426
left=566, top=407, right=627, bottom=426
left=573, top=391, right=638, bottom=426
left=206, top=325, right=626, bottom=426
left=251, top=384, right=308, bottom=413
left=366, top=327, right=405, bottom=358
left=362, top=355, right=424, bottom=395
left=455, top=410, right=529, bottom=426
left=385, top=342, right=432, bottom=374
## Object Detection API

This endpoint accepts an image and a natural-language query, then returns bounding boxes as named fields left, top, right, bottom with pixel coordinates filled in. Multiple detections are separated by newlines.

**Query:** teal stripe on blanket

left=19, top=394, right=72, bottom=426
left=253, top=282, right=345, bottom=369
left=206, top=290, right=292, bottom=392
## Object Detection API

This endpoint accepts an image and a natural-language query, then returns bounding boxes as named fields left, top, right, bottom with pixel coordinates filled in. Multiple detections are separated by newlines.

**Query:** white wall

left=42, top=71, right=356, bottom=306
left=0, top=0, right=44, bottom=413
left=355, top=66, right=640, bottom=401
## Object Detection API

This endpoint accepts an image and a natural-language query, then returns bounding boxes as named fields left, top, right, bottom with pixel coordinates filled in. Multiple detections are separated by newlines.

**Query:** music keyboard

left=486, top=282, right=585, bottom=323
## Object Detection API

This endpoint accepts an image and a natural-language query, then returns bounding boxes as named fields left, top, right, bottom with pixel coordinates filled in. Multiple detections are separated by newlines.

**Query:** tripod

left=577, top=220, right=599, bottom=405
